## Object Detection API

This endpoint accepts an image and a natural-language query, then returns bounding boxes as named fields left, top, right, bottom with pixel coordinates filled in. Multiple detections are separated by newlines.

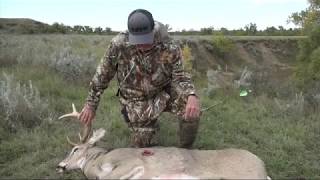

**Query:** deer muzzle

left=56, top=162, right=67, bottom=173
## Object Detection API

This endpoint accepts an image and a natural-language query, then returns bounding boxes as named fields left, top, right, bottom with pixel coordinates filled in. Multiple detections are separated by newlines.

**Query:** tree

left=288, top=0, right=320, bottom=32
left=265, top=26, right=278, bottom=36
left=234, top=28, right=247, bottom=36
left=200, top=27, right=214, bottom=35
left=290, top=0, right=320, bottom=88
left=65, top=25, right=73, bottom=33
left=278, top=26, right=285, bottom=35
left=94, top=27, right=103, bottom=34
left=50, top=22, right=67, bottom=34
left=104, top=27, right=112, bottom=34
left=84, top=26, right=93, bottom=33
left=244, top=23, right=257, bottom=35
left=220, top=27, right=229, bottom=35
left=73, top=25, right=85, bottom=33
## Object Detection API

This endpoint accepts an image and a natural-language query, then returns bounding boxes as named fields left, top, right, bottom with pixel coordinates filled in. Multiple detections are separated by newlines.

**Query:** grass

left=0, top=34, right=319, bottom=179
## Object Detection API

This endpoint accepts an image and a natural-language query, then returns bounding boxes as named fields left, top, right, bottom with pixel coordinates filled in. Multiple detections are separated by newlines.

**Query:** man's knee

left=130, top=127, right=159, bottom=148
left=121, top=105, right=160, bottom=148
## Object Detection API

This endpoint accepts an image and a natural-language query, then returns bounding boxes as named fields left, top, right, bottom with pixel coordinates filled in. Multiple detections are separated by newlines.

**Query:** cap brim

left=129, top=31, right=154, bottom=45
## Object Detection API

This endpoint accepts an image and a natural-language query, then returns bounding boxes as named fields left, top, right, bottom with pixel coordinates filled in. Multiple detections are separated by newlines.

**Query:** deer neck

left=81, top=147, right=108, bottom=171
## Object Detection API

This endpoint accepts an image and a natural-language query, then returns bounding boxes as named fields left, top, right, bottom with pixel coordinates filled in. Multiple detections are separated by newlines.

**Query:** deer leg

left=120, top=166, right=145, bottom=179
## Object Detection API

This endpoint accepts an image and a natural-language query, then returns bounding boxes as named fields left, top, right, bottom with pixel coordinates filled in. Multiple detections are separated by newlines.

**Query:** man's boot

left=179, top=119, right=199, bottom=148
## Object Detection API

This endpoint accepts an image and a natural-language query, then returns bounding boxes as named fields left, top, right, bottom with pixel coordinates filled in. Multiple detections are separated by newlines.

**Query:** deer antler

left=59, top=103, right=80, bottom=119
left=66, top=136, right=78, bottom=146
left=59, top=103, right=92, bottom=145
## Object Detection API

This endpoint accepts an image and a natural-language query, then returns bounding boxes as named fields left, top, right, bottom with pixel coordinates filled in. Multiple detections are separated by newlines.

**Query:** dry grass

left=0, top=73, right=50, bottom=133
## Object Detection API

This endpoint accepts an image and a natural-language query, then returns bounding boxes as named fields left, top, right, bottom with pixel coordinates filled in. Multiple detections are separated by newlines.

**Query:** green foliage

left=309, top=47, right=320, bottom=78
left=211, top=35, right=235, bottom=56
left=182, top=44, right=193, bottom=73
left=94, top=27, right=103, bottom=34
left=200, top=27, right=214, bottom=35
left=296, top=47, right=320, bottom=86
left=49, top=23, right=68, bottom=34
left=290, top=0, right=320, bottom=88
left=244, top=23, right=258, bottom=35
left=288, top=0, right=320, bottom=32
left=294, top=24, right=320, bottom=88
left=171, top=24, right=301, bottom=36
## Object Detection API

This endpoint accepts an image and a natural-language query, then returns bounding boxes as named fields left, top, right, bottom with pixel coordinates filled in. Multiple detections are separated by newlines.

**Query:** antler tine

left=66, top=136, right=79, bottom=146
left=72, top=103, right=77, bottom=113
left=78, top=133, right=82, bottom=141
left=58, top=103, right=80, bottom=120
left=59, top=103, right=92, bottom=144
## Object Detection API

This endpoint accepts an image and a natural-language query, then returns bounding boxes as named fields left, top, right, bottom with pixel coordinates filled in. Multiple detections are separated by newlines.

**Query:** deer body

left=58, top=105, right=269, bottom=179
left=59, top=144, right=268, bottom=179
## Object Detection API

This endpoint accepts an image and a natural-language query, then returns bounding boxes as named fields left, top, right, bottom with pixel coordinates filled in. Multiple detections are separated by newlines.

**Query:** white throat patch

left=77, top=157, right=86, bottom=170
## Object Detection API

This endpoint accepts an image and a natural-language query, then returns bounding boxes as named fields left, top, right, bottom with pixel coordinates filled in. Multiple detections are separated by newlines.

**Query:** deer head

left=59, top=103, right=92, bottom=144
left=56, top=128, right=106, bottom=173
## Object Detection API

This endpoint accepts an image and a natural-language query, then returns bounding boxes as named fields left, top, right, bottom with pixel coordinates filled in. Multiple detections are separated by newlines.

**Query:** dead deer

left=57, top=104, right=270, bottom=179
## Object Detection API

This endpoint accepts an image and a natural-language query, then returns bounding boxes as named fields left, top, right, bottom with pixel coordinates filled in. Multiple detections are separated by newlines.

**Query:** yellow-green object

left=240, top=90, right=248, bottom=97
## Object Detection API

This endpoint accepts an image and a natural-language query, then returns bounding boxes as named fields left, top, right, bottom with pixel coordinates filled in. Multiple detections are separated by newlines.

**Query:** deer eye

left=73, top=147, right=79, bottom=153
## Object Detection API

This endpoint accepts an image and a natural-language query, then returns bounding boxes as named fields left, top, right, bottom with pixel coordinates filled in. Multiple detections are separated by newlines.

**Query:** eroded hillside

left=175, top=37, right=301, bottom=95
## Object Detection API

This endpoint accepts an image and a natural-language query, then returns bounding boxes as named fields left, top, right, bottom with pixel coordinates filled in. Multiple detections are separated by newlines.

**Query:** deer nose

left=56, top=162, right=67, bottom=173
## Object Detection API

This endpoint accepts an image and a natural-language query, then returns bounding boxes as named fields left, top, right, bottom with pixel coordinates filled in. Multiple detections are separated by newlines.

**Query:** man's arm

left=86, top=43, right=118, bottom=111
left=171, top=45, right=197, bottom=98
left=170, top=45, right=200, bottom=120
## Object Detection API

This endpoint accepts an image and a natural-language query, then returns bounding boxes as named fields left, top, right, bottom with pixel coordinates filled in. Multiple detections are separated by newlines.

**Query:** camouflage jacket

left=86, top=32, right=196, bottom=111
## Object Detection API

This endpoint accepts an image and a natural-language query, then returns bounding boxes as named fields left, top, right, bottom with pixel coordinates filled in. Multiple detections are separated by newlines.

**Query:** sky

left=0, top=0, right=308, bottom=31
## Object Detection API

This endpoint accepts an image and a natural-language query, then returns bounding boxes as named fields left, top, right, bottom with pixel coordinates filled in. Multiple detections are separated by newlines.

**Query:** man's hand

left=79, top=103, right=96, bottom=125
left=184, top=95, right=200, bottom=121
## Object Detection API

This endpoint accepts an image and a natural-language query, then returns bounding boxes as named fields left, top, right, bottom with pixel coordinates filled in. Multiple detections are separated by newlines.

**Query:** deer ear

left=88, top=128, right=106, bottom=145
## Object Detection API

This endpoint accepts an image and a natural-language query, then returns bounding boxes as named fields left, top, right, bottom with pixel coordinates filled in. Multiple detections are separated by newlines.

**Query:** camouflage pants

left=119, top=86, right=200, bottom=148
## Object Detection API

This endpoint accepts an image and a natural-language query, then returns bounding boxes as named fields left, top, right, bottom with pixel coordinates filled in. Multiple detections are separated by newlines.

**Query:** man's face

left=136, top=44, right=153, bottom=52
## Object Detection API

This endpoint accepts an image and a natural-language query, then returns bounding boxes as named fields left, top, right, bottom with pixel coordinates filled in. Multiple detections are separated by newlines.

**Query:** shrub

left=294, top=24, right=320, bottom=88
left=0, top=73, right=49, bottom=133
left=48, top=46, right=97, bottom=82
left=308, top=47, right=320, bottom=80
left=211, top=35, right=235, bottom=57
left=181, top=44, right=193, bottom=73
left=0, top=35, right=103, bottom=83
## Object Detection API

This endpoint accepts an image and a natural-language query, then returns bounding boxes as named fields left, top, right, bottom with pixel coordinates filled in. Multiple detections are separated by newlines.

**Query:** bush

left=211, top=35, right=235, bottom=57
left=0, top=35, right=105, bottom=83
left=0, top=73, right=50, bottom=133
left=48, top=46, right=97, bottom=82
left=181, top=44, right=193, bottom=73
left=294, top=24, right=320, bottom=88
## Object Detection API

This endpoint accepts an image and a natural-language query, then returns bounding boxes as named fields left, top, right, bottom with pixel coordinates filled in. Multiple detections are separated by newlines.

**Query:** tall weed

left=0, top=73, right=50, bottom=133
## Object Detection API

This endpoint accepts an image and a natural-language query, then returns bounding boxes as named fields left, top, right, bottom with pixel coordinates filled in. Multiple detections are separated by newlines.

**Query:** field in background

left=0, top=34, right=319, bottom=179
left=173, top=35, right=307, bottom=41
